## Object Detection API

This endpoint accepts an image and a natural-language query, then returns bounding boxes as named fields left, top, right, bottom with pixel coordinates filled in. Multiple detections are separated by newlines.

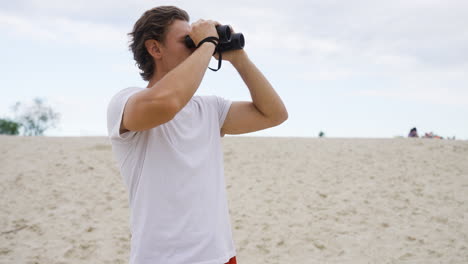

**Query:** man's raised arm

left=221, top=49, right=288, bottom=135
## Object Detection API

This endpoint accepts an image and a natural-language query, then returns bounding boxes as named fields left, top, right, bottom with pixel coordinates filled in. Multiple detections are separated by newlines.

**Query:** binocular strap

left=196, top=36, right=223, bottom=72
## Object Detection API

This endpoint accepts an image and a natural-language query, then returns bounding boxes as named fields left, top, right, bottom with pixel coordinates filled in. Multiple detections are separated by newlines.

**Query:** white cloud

left=294, top=68, right=357, bottom=82
left=0, top=12, right=57, bottom=41
left=354, top=65, right=468, bottom=107
left=355, top=87, right=468, bottom=107
left=0, top=11, right=127, bottom=47
left=53, top=17, right=126, bottom=46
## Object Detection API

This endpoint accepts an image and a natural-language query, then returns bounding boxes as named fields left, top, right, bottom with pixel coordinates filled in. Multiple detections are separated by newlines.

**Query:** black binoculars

left=185, top=25, right=245, bottom=52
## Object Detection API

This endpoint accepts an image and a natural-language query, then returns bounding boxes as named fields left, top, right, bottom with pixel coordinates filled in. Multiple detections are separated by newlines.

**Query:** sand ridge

left=1, top=136, right=467, bottom=263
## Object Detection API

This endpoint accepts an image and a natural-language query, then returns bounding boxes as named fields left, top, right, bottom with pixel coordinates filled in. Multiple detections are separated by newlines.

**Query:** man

left=106, top=6, right=287, bottom=264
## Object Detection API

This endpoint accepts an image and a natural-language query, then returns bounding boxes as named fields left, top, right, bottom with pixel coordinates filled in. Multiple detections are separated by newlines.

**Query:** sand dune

left=1, top=136, right=467, bottom=263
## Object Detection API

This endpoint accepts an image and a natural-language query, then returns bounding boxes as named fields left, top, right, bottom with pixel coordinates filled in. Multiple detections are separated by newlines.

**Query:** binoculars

left=185, top=25, right=245, bottom=52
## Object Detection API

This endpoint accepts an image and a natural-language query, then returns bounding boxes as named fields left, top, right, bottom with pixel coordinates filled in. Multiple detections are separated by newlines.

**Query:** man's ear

left=145, top=39, right=162, bottom=59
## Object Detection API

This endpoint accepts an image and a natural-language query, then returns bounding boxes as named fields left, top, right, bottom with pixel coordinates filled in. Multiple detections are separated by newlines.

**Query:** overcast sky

left=1, top=0, right=467, bottom=138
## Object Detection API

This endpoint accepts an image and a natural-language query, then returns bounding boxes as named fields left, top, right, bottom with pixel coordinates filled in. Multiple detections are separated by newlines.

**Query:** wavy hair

left=128, top=6, right=189, bottom=81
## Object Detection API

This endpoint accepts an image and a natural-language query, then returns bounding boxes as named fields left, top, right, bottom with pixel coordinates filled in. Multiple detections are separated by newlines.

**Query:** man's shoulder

left=107, top=87, right=144, bottom=121
left=192, top=94, right=214, bottom=99
left=191, top=94, right=219, bottom=103
left=112, top=87, right=144, bottom=100
left=108, top=87, right=144, bottom=109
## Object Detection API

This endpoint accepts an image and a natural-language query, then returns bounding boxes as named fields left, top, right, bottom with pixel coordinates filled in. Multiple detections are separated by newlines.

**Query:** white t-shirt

left=106, top=87, right=236, bottom=264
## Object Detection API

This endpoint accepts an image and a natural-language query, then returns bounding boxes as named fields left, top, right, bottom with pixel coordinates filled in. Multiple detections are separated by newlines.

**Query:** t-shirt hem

left=131, top=250, right=236, bottom=264
left=191, top=250, right=237, bottom=264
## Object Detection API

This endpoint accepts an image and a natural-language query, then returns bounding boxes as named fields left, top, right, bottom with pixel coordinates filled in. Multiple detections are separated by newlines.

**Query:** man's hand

left=213, top=26, right=246, bottom=63
left=189, top=19, right=220, bottom=47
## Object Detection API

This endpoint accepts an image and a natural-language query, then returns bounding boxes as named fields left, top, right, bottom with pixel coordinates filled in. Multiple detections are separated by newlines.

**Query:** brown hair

left=128, top=6, right=190, bottom=81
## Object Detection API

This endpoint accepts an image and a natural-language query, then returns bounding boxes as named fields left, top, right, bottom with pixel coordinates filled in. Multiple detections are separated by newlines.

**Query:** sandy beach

left=1, top=135, right=467, bottom=263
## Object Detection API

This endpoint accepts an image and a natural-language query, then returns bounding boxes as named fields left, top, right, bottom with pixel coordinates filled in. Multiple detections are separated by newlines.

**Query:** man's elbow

left=271, top=109, right=288, bottom=126
left=279, top=110, right=289, bottom=124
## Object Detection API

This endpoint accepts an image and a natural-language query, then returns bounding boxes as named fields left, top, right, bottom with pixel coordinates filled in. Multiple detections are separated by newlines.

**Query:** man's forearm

left=231, top=50, right=288, bottom=122
left=149, top=43, right=216, bottom=111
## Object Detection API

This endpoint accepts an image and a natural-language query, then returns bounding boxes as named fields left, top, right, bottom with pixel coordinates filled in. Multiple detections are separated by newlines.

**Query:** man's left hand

left=212, top=26, right=246, bottom=64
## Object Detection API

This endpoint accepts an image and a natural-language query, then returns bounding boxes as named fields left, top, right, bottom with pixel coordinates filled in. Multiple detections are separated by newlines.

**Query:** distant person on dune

left=106, top=6, right=287, bottom=264
left=408, top=127, right=419, bottom=138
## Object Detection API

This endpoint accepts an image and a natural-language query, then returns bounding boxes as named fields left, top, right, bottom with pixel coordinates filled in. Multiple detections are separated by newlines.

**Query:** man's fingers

left=192, top=19, right=218, bottom=28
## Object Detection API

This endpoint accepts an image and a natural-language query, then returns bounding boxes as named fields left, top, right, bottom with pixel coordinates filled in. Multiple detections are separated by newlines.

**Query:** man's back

left=107, top=87, right=235, bottom=264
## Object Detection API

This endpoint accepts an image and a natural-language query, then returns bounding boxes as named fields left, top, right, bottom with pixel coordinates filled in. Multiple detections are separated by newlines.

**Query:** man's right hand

left=189, top=19, right=220, bottom=47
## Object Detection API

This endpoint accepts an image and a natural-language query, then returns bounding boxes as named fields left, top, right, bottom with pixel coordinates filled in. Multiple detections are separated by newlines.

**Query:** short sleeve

left=214, top=96, right=232, bottom=129
left=106, top=87, right=143, bottom=143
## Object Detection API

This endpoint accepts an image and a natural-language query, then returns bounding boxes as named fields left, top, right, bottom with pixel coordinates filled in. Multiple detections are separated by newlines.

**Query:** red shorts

left=225, top=256, right=237, bottom=264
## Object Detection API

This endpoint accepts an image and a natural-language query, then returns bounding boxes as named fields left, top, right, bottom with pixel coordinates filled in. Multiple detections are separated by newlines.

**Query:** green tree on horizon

left=0, top=118, right=21, bottom=135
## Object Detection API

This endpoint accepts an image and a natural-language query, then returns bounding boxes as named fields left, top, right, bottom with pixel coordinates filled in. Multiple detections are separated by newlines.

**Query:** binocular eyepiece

left=185, top=25, right=245, bottom=52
